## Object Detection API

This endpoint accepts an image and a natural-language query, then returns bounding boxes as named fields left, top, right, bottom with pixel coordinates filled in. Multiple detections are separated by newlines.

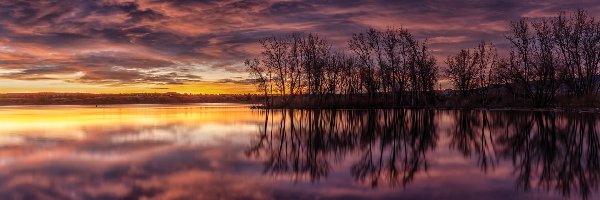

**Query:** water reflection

left=246, top=109, right=437, bottom=187
left=494, top=112, right=600, bottom=199
left=249, top=109, right=600, bottom=199
left=0, top=105, right=598, bottom=199
left=0, top=105, right=266, bottom=199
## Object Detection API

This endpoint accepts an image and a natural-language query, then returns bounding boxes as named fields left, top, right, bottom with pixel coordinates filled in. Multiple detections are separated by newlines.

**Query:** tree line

left=247, top=9, right=600, bottom=108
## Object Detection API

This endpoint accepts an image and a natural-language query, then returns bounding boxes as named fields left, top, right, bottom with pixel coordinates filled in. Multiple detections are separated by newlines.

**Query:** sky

left=0, top=0, right=599, bottom=94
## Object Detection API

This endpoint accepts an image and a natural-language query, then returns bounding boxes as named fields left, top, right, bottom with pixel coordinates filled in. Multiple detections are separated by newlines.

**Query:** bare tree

left=553, top=9, right=600, bottom=97
left=446, top=41, right=497, bottom=97
left=411, top=42, right=438, bottom=105
left=474, top=42, right=498, bottom=100
left=349, top=27, right=438, bottom=105
left=505, top=19, right=561, bottom=107
left=260, top=36, right=289, bottom=104
left=301, top=33, right=331, bottom=100
left=446, top=49, right=478, bottom=96
left=287, top=33, right=304, bottom=100
left=381, top=28, right=412, bottom=102
left=245, top=58, right=270, bottom=106
left=244, top=28, right=441, bottom=108
left=349, top=29, right=378, bottom=98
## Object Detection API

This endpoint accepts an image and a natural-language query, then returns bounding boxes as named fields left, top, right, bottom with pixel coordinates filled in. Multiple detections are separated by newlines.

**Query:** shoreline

left=252, top=105, right=600, bottom=113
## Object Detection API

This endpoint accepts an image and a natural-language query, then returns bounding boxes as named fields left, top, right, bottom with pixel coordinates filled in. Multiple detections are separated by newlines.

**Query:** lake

left=0, top=104, right=598, bottom=199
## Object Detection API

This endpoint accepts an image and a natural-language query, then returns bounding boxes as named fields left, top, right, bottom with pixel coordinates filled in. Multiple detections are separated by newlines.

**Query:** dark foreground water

left=0, top=104, right=598, bottom=199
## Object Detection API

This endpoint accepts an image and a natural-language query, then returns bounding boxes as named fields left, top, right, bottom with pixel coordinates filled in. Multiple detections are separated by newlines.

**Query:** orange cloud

left=0, top=0, right=599, bottom=93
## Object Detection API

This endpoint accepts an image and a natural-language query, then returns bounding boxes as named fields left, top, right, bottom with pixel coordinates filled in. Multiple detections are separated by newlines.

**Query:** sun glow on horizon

left=0, top=80, right=258, bottom=94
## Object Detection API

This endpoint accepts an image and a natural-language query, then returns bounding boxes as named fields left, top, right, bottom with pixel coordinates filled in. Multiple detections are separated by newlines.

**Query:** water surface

left=0, top=104, right=598, bottom=199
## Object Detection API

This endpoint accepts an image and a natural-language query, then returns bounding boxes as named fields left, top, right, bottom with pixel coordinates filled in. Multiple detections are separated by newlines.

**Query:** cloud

left=76, top=69, right=202, bottom=85
left=0, top=65, right=79, bottom=80
left=76, top=52, right=175, bottom=69
left=0, top=0, right=600, bottom=91
left=214, top=78, right=254, bottom=85
left=261, top=1, right=314, bottom=15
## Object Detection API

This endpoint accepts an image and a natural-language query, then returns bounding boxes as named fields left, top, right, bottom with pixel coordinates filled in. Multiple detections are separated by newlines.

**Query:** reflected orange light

left=0, top=105, right=262, bottom=140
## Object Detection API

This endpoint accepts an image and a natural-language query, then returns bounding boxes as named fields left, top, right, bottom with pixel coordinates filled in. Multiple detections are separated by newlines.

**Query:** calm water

left=0, top=104, right=598, bottom=200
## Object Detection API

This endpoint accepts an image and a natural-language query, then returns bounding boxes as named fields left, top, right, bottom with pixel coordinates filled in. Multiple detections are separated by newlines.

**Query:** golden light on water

left=0, top=104, right=261, bottom=141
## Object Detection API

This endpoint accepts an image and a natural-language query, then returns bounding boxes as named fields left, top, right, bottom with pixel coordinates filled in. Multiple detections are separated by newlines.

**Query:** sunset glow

left=1, top=0, right=599, bottom=93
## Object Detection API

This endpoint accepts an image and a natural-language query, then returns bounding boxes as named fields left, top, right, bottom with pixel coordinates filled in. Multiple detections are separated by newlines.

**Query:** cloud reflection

left=0, top=106, right=597, bottom=199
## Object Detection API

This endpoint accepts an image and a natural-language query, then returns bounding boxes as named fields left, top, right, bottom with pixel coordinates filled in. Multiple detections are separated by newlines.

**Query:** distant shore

left=0, top=92, right=262, bottom=106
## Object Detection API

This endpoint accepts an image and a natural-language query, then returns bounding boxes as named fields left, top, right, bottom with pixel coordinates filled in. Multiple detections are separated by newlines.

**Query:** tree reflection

left=495, top=112, right=600, bottom=199
left=248, top=109, right=600, bottom=199
left=246, top=109, right=437, bottom=187
left=447, top=110, right=600, bottom=199
left=449, top=110, right=498, bottom=171
left=351, top=109, right=437, bottom=187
